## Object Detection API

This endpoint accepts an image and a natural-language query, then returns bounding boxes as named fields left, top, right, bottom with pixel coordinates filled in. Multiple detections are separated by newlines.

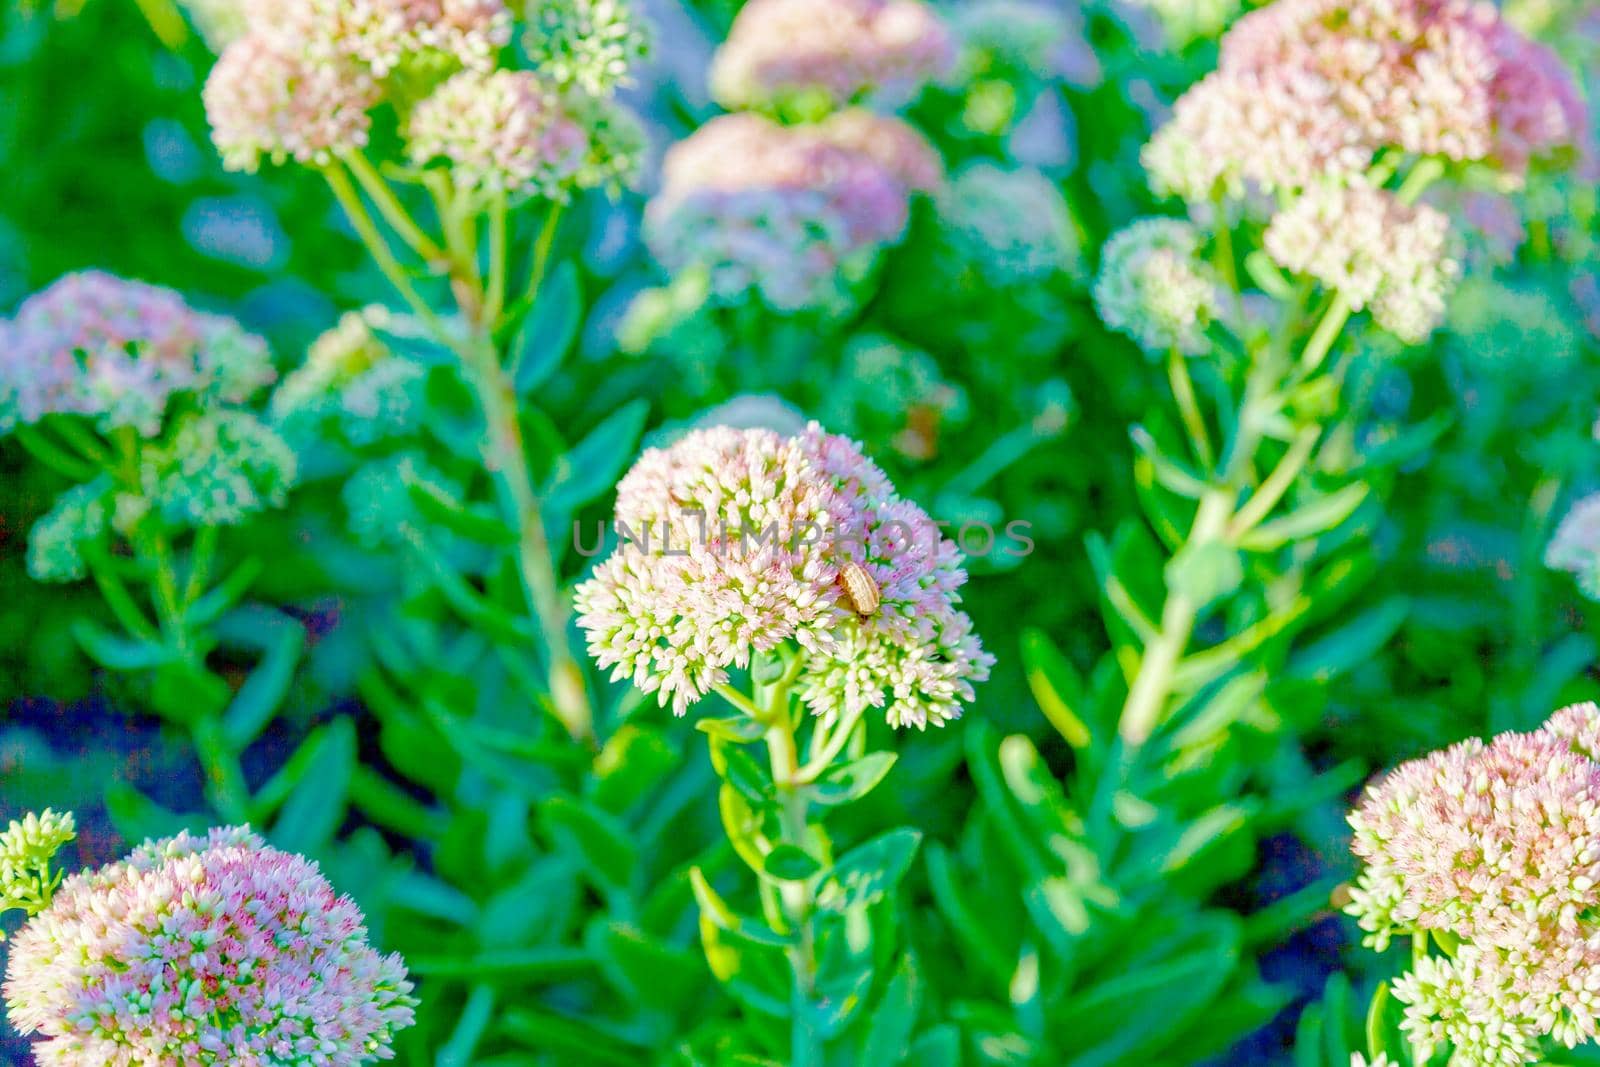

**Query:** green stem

left=193, top=717, right=251, bottom=824
left=185, top=525, right=220, bottom=606
left=1298, top=294, right=1352, bottom=375
left=486, top=191, right=509, bottom=327
left=342, top=152, right=444, bottom=262
left=797, top=703, right=865, bottom=783
left=322, top=166, right=442, bottom=332
left=1118, top=487, right=1234, bottom=746
left=463, top=335, right=596, bottom=747
left=1228, top=425, right=1320, bottom=536
left=1167, top=347, right=1215, bottom=470
left=14, top=425, right=98, bottom=481
left=714, top=682, right=765, bottom=720
left=764, top=703, right=820, bottom=1065
left=522, top=202, right=564, bottom=313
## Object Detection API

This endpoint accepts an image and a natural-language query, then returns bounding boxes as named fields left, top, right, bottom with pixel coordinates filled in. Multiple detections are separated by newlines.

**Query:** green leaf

left=103, top=782, right=203, bottom=845
left=404, top=474, right=516, bottom=546
left=861, top=956, right=921, bottom=1064
left=544, top=399, right=650, bottom=511
left=1245, top=249, right=1295, bottom=300
left=270, top=719, right=356, bottom=855
left=697, top=715, right=766, bottom=744
left=719, top=783, right=768, bottom=874
left=540, top=794, right=637, bottom=896
left=712, top=740, right=773, bottom=806
left=71, top=620, right=176, bottom=671
left=907, top=1025, right=961, bottom=1067
left=811, top=752, right=898, bottom=807
left=817, top=829, right=922, bottom=913
left=407, top=946, right=592, bottom=980
left=1288, top=599, right=1409, bottom=681
left=1165, top=539, right=1244, bottom=609
left=514, top=260, right=581, bottom=396
left=1021, top=628, right=1092, bottom=749
left=763, top=844, right=822, bottom=881
left=186, top=557, right=265, bottom=628
left=1238, top=483, right=1370, bottom=552
left=220, top=613, right=306, bottom=751
left=1159, top=803, right=1255, bottom=873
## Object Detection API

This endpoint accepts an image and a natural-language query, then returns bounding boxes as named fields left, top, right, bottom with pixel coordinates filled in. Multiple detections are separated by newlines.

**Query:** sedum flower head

left=0, top=810, right=77, bottom=926
left=203, top=0, right=512, bottom=172
left=179, top=0, right=254, bottom=50
left=143, top=410, right=299, bottom=528
left=1143, top=0, right=1590, bottom=202
left=204, top=32, right=380, bottom=171
left=273, top=307, right=425, bottom=446
left=1547, top=493, right=1600, bottom=599
left=1122, top=0, right=1241, bottom=47
left=524, top=0, right=652, bottom=95
left=1264, top=181, right=1460, bottom=343
left=1094, top=218, right=1222, bottom=356
left=26, top=482, right=111, bottom=584
left=3, top=826, right=415, bottom=1065
left=1, top=272, right=275, bottom=436
left=937, top=162, right=1084, bottom=284
left=406, top=69, right=589, bottom=199
left=952, top=0, right=1099, bottom=86
left=574, top=422, right=992, bottom=727
left=645, top=113, right=940, bottom=311
left=1348, top=703, right=1600, bottom=1062
left=709, top=0, right=954, bottom=112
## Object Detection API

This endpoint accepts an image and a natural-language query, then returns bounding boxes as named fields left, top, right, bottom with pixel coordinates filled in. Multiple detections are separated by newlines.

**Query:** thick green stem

left=764, top=703, right=820, bottom=1065
left=328, top=164, right=594, bottom=746
left=1119, top=488, right=1234, bottom=745
left=464, top=337, right=595, bottom=747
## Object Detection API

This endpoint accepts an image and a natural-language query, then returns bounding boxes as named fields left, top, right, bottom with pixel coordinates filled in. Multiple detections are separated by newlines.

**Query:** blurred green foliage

left=0, top=0, right=1597, bottom=1064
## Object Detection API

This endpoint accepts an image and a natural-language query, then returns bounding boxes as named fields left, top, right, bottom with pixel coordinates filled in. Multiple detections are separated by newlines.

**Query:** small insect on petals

left=839, top=562, right=881, bottom=617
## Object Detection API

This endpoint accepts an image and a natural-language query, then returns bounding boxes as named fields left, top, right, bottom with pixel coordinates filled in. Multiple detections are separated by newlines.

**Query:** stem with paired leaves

left=320, top=157, right=597, bottom=746
left=1117, top=159, right=1443, bottom=748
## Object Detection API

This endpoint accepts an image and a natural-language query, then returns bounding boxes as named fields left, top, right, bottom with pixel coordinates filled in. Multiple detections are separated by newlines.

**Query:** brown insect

left=838, top=562, right=882, bottom=617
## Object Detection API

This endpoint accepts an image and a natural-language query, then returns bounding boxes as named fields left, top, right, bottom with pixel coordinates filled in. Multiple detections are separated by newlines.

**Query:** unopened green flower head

left=26, top=483, right=111, bottom=584
left=1547, top=492, right=1600, bottom=599
left=343, top=451, right=455, bottom=549
left=144, top=410, right=299, bottom=528
left=938, top=162, right=1084, bottom=285
left=273, top=306, right=425, bottom=446
left=0, top=810, right=77, bottom=930
left=524, top=0, right=652, bottom=95
left=1094, top=218, right=1222, bottom=356
left=0, top=810, right=76, bottom=885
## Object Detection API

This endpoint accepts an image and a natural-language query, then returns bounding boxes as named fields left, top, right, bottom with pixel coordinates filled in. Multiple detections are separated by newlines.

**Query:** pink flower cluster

left=406, top=70, right=588, bottom=197
left=709, top=0, right=954, bottom=111
left=645, top=112, right=941, bottom=310
left=1348, top=703, right=1600, bottom=1061
left=1264, top=182, right=1460, bottom=342
left=203, top=0, right=511, bottom=170
left=2, top=826, right=415, bottom=1065
left=0, top=271, right=275, bottom=436
left=574, top=423, right=992, bottom=728
left=1144, top=0, right=1589, bottom=201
